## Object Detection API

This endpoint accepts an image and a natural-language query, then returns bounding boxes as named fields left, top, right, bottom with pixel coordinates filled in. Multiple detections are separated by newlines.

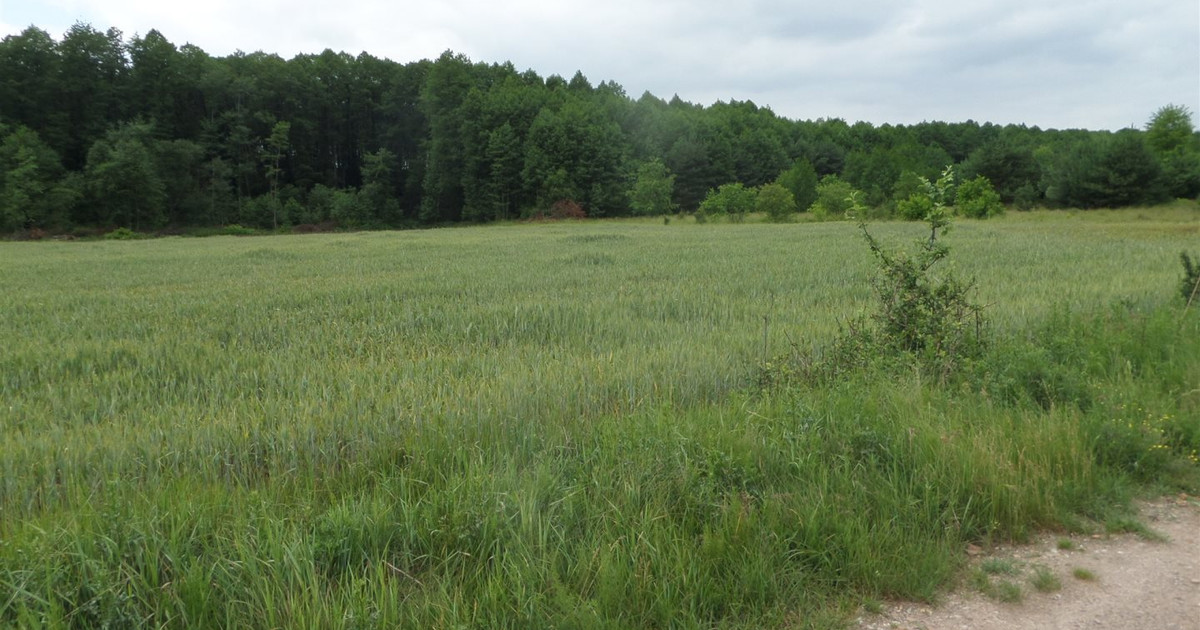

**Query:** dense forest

left=2, top=23, right=1198, bottom=234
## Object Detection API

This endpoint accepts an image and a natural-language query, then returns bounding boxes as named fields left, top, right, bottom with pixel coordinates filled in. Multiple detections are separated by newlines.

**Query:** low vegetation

left=1, top=208, right=1198, bottom=628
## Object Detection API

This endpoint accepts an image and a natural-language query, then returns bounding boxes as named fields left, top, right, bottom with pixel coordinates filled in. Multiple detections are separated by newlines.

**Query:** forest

left=2, top=23, right=1199, bottom=234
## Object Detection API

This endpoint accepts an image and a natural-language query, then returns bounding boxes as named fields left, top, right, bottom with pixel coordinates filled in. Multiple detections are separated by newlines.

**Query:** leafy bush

left=859, top=214, right=983, bottom=367
left=772, top=209, right=985, bottom=383
left=629, top=159, right=676, bottom=216
left=757, top=182, right=797, bottom=222
left=956, top=175, right=1005, bottom=218
left=699, top=183, right=757, bottom=219
left=809, top=175, right=856, bottom=219
left=774, top=158, right=819, bottom=212
left=220, top=224, right=256, bottom=236
left=896, top=192, right=934, bottom=221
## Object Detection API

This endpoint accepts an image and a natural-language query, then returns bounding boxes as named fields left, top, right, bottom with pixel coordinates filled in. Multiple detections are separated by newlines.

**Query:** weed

left=1104, top=517, right=1167, bottom=541
left=1030, top=567, right=1062, bottom=592
left=1181, top=251, right=1200, bottom=305
left=994, top=580, right=1024, bottom=603
left=1056, top=538, right=1076, bottom=550
left=980, top=559, right=1019, bottom=575
left=1072, top=568, right=1097, bottom=581
left=103, top=226, right=143, bottom=240
left=970, top=570, right=1024, bottom=603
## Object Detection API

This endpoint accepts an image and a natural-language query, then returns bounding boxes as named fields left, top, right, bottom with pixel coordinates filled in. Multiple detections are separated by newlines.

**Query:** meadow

left=1, top=207, right=1198, bottom=628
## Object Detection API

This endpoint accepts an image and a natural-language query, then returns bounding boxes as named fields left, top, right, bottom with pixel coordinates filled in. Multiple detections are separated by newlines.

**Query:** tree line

left=2, top=23, right=1198, bottom=234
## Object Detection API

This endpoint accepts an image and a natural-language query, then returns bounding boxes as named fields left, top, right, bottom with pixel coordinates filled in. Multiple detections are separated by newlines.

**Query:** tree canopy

left=0, top=24, right=1195, bottom=233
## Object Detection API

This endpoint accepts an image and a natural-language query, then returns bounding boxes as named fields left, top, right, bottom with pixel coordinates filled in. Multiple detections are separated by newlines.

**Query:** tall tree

left=0, top=28, right=66, bottom=156
left=775, top=158, right=819, bottom=211
left=0, top=125, right=78, bottom=230
left=419, top=51, right=476, bottom=222
left=57, top=23, right=129, bottom=169
left=1145, top=105, right=1200, bottom=199
left=84, top=122, right=166, bottom=229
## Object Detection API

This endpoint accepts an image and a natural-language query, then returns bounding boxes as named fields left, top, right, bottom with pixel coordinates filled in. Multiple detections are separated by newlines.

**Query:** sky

left=2, top=0, right=1197, bottom=131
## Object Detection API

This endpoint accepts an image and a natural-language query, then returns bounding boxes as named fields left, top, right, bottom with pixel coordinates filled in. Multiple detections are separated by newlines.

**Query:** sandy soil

left=854, top=496, right=1200, bottom=630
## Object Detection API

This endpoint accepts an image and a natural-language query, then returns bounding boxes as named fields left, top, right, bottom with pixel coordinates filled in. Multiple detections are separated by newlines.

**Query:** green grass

left=981, top=559, right=1019, bottom=576
left=1072, top=567, right=1097, bottom=581
left=1030, top=567, right=1062, bottom=593
left=1, top=207, right=1198, bottom=628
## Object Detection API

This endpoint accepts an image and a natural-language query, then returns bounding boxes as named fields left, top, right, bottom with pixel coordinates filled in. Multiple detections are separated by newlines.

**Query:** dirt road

left=856, top=498, right=1200, bottom=630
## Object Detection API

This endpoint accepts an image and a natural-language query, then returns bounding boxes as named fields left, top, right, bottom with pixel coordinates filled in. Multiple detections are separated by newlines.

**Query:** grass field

left=2, top=207, right=1199, bottom=628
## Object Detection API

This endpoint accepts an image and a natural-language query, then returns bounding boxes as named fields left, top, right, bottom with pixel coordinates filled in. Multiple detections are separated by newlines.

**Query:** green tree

left=1044, top=132, right=1160, bottom=208
left=698, top=182, right=757, bottom=220
left=955, top=175, right=1004, bottom=218
left=261, top=120, right=291, bottom=228
left=0, top=125, right=78, bottom=231
left=57, top=23, right=129, bottom=169
left=522, top=99, right=627, bottom=216
left=810, top=175, right=857, bottom=219
left=756, top=182, right=797, bottom=222
left=1145, top=105, right=1200, bottom=199
left=0, top=27, right=67, bottom=158
left=1146, top=104, right=1196, bottom=154
left=960, top=137, right=1039, bottom=203
left=483, top=123, right=524, bottom=220
left=774, top=158, right=818, bottom=212
left=419, top=51, right=475, bottom=222
left=153, top=138, right=206, bottom=225
left=127, top=30, right=188, bottom=139
left=629, top=159, right=676, bottom=215
left=84, top=122, right=166, bottom=230
left=360, top=148, right=401, bottom=225
left=665, top=134, right=719, bottom=211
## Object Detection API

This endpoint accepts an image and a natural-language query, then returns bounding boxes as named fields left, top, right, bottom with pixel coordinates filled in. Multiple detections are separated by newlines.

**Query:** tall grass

left=1, top=207, right=1197, bottom=627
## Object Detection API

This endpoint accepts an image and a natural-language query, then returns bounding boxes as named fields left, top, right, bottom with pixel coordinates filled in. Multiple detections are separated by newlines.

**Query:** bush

left=809, top=175, right=856, bottom=218
left=775, top=210, right=985, bottom=383
left=757, top=183, right=798, bottom=222
left=956, top=176, right=1005, bottom=218
left=220, top=224, right=257, bottom=236
left=699, top=183, right=757, bottom=220
left=103, top=227, right=143, bottom=240
left=896, top=193, right=934, bottom=221
left=1181, top=252, right=1200, bottom=304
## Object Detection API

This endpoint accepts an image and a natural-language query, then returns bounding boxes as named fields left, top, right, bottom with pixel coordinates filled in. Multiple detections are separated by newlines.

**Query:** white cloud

left=2, top=0, right=1196, bottom=129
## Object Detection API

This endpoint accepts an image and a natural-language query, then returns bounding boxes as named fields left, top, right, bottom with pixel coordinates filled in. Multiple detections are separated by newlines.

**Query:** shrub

left=757, top=183, right=798, bottom=222
left=103, top=227, right=142, bottom=240
left=896, top=192, right=934, bottom=221
left=809, top=175, right=856, bottom=218
left=774, top=209, right=985, bottom=383
left=699, top=183, right=757, bottom=220
left=220, top=224, right=256, bottom=236
left=1181, top=252, right=1200, bottom=304
left=859, top=213, right=983, bottom=366
left=549, top=199, right=587, bottom=220
left=956, top=176, right=1005, bottom=218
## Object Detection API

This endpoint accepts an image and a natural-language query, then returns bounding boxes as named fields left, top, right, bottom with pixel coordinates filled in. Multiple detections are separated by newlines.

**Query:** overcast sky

left=3, top=0, right=1197, bottom=130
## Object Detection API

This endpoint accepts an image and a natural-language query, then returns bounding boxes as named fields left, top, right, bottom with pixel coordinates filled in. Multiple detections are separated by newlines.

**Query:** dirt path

left=855, top=497, right=1200, bottom=630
